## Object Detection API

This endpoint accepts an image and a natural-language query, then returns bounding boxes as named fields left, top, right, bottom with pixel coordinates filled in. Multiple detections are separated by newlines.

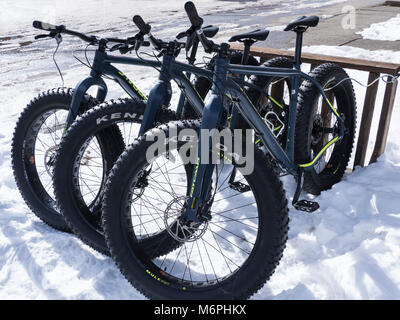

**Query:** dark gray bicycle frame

left=144, top=53, right=345, bottom=221
left=64, top=49, right=206, bottom=132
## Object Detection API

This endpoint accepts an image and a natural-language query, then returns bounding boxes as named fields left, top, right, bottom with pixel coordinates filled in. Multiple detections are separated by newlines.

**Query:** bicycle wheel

left=11, top=88, right=122, bottom=231
left=295, top=63, right=356, bottom=194
left=102, top=120, right=289, bottom=299
left=52, top=98, right=178, bottom=255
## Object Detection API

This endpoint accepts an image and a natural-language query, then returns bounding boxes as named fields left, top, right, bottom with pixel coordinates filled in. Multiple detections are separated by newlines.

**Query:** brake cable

left=52, top=33, right=64, bottom=87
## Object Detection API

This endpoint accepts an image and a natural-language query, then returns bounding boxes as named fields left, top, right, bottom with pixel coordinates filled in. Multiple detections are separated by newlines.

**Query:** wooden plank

left=353, top=72, right=380, bottom=168
left=230, top=44, right=400, bottom=75
left=370, top=79, right=398, bottom=163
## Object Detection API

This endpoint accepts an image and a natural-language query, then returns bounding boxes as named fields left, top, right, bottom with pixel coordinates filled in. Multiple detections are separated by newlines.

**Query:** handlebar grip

left=33, top=20, right=58, bottom=31
left=184, top=1, right=203, bottom=28
left=132, top=15, right=151, bottom=34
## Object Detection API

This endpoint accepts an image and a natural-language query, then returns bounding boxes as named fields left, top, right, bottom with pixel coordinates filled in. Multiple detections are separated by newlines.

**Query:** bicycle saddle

left=228, top=29, right=270, bottom=43
left=203, top=25, right=219, bottom=38
left=284, top=16, right=319, bottom=31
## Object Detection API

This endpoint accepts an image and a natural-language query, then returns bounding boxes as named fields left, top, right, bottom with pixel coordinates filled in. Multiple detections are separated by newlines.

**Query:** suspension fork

left=183, top=57, right=228, bottom=223
left=64, top=73, right=108, bottom=134
left=64, top=49, right=110, bottom=134
left=138, top=54, right=174, bottom=135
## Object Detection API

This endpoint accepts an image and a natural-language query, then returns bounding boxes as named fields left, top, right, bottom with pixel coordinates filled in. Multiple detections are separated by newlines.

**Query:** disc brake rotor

left=164, top=196, right=208, bottom=242
left=44, top=145, right=58, bottom=176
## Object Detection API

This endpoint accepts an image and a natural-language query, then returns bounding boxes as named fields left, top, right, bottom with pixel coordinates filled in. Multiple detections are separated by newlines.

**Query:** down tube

left=173, top=73, right=206, bottom=116
left=230, top=85, right=298, bottom=175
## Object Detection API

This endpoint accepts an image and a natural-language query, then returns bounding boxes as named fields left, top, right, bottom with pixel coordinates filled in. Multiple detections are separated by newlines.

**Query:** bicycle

left=51, top=15, right=293, bottom=255
left=101, top=2, right=356, bottom=299
left=11, top=18, right=222, bottom=232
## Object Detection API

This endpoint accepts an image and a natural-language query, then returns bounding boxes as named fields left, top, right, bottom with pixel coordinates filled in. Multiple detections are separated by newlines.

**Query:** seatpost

left=241, top=40, right=253, bottom=65
left=294, top=29, right=304, bottom=70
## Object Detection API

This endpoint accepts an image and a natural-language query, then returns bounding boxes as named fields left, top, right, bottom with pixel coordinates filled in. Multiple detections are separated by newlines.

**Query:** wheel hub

left=44, top=145, right=58, bottom=176
left=164, top=196, right=208, bottom=242
left=311, top=115, right=324, bottom=145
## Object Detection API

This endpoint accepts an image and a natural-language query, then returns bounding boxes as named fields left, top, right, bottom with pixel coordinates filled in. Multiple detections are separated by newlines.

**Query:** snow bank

left=357, top=13, right=400, bottom=41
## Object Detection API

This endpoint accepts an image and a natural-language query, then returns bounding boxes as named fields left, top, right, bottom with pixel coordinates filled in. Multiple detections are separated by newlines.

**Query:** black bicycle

left=11, top=18, right=226, bottom=232
left=101, top=2, right=356, bottom=299
left=51, top=16, right=294, bottom=255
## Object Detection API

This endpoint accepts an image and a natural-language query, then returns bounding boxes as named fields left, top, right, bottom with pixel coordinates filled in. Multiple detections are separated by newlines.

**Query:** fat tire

left=11, top=88, right=122, bottom=231
left=53, top=98, right=178, bottom=255
left=102, top=120, right=289, bottom=299
left=294, top=63, right=356, bottom=195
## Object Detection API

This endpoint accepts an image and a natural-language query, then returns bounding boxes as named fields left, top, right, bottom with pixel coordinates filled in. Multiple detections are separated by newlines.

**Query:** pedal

left=291, top=167, right=319, bottom=213
left=293, top=199, right=320, bottom=213
left=229, top=181, right=250, bottom=193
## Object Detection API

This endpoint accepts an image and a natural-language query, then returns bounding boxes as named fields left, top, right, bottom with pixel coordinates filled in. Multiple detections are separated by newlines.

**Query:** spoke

left=210, top=215, right=259, bottom=230
left=210, top=201, right=256, bottom=215
left=138, top=195, right=164, bottom=230
left=181, top=242, right=194, bottom=283
left=213, top=190, right=248, bottom=203
left=132, top=201, right=149, bottom=237
left=209, top=225, right=254, bottom=251
left=209, top=225, right=233, bottom=274
left=201, top=238, right=219, bottom=283
left=201, top=236, right=242, bottom=269
left=194, top=238, right=209, bottom=282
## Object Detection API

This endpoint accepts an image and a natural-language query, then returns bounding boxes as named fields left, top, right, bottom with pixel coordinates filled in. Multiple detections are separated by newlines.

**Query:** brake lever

left=34, top=34, right=52, bottom=40
left=110, top=43, right=124, bottom=52
left=134, top=39, right=142, bottom=51
left=54, top=33, right=62, bottom=45
left=176, top=31, right=188, bottom=39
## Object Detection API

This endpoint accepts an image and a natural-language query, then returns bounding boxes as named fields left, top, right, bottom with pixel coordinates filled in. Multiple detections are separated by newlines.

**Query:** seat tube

left=286, top=73, right=300, bottom=161
left=229, top=41, right=251, bottom=129
left=286, top=31, right=303, bottom=160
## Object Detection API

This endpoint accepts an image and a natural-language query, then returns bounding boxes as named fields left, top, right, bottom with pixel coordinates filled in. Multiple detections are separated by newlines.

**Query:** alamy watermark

left=341, top=5, right=356, bottom=30
left=145, top=127, right=255, bottom=175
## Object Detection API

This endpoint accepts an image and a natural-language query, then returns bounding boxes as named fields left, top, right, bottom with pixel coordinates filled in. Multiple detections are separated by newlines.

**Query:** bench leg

left=370, top=79, right=398, bottom=164
left=353, top=72, right=380, bottom=168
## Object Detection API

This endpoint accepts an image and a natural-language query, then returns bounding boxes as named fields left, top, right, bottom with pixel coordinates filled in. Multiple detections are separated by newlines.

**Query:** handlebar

left=132, top=15, right=166, bottom=51
left=33, top=20, right=151, bottom=53
left=132, top=15, right=151, bottom=35
left=183, top=2, right=221, bottom=54
left=184, top=1, right=203, bottom=28
left=33, top=20, right=98, bottom=43
left=33, top=21, right=59, bottom=31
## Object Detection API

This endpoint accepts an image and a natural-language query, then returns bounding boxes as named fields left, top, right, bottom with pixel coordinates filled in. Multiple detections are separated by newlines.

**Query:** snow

left=1, top=0, right=400, bottom=300
left=357, top=13, right=400, bottom=41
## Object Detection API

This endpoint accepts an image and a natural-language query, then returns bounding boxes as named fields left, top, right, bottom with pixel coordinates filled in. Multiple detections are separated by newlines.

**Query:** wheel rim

left=25, top=108, right=68, bottom=211
left=71, top=121, right=142, bottom=230
left=309, top=79, right=351, bottom=176
left=124, top=149, right=261, bottom=289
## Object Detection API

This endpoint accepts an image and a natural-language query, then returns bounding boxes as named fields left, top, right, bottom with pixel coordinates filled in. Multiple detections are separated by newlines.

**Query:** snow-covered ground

left=1, top=0, right=400, bottom=299
left=357, top=13, right=400, bottom=41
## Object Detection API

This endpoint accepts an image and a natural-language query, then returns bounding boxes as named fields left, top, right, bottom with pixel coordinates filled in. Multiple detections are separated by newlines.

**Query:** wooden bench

left=230, top=44, right=400, bottom=169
